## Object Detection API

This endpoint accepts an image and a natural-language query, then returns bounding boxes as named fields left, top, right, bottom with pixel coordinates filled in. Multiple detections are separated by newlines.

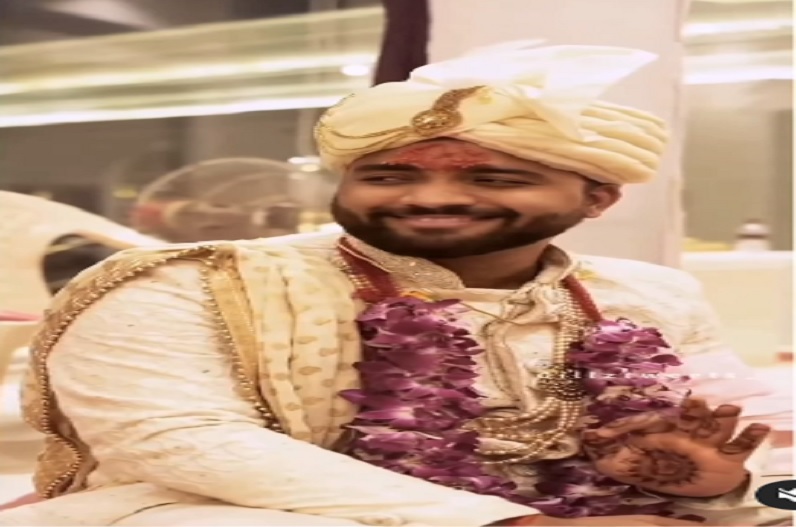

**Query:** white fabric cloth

left=113, top=504, right=364, bottom=526
left=316, top=43, right=668, bottom=184
left=0, top=234, right=790, bottom=526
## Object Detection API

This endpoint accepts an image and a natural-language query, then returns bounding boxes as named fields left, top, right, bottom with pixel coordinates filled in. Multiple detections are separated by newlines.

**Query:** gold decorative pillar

left=428, top=0, right=689, bottom=265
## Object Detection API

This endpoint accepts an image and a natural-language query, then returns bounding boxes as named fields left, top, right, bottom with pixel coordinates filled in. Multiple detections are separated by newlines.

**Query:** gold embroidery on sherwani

left=23, top=244, right=280, bottom=498
left=232, top=245, right=363, bottom=447
left=25, top=240, right=370, bottom=498
left=196, top=247, right=281, bottom=433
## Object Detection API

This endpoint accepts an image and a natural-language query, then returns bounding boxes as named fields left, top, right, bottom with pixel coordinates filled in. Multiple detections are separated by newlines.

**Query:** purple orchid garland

left=339, top=295, right=694, bottom=519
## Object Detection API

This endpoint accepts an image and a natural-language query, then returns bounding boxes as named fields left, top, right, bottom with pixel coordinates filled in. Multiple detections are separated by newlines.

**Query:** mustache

left=369, top=205, right=518, bottom=220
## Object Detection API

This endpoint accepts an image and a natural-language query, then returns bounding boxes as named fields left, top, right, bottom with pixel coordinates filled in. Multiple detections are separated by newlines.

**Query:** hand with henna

left=581, top=397, right=770, bottom=497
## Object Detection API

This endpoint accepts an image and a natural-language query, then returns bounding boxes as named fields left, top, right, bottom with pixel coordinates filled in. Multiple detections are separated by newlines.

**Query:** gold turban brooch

left=315, top=42, right=669, bottom=184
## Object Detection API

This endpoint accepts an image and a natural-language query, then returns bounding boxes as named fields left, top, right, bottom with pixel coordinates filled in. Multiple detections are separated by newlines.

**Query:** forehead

left=350, top=139, right=520, bottom=170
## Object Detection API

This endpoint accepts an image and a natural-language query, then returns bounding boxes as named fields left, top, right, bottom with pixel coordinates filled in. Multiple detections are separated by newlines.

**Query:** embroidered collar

left=342, top=235, right=583, bottom=291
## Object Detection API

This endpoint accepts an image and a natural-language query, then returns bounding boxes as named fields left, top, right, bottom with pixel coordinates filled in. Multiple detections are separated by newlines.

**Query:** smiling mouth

left=388, top=215, right=499, bottom=229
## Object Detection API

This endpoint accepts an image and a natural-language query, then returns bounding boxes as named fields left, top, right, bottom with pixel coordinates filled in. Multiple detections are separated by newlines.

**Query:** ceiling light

left=340, top=64, right=372, bottom=77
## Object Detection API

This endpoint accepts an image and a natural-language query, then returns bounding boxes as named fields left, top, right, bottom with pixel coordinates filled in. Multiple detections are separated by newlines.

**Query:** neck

left=430, top=242, right=551, bottom=289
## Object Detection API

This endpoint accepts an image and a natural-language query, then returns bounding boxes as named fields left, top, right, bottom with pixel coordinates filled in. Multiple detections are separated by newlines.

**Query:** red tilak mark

left=385, top=142, right=492, bottom=171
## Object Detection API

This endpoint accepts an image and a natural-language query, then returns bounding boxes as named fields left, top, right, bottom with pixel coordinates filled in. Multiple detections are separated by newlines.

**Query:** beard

left=330, top=197, right=587, bottom=259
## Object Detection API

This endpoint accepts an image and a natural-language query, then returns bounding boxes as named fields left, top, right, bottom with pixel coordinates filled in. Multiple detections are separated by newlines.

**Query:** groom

left=0, top=43, right=783, bottom=526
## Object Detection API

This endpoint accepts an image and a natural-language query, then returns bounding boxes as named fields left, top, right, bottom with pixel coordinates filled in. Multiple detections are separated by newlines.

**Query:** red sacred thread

left=338, top=238, right=401, bottom=303
left=563, top=275, right=603, bottom=323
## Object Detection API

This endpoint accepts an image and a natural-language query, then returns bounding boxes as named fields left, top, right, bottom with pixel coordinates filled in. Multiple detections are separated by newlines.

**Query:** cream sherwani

left=0, top=233, right=789, bottom=526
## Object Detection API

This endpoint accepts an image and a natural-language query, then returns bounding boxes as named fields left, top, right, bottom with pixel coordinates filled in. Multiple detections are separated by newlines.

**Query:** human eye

left=359, top=174, right=412, bottom=185
left=472, top=176, right=533, bottom=187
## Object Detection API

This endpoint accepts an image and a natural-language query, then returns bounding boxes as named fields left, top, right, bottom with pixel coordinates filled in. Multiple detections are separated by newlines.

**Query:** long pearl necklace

left=470, top=284, right=592, bottom=465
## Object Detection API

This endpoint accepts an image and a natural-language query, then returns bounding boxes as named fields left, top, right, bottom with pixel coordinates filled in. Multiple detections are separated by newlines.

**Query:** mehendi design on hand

left=602, top=412, right=675, bottom=434
left=676, top=399, right=727, bottom=440
left=581, top=430, right=623, bottom=459
left=622, top=449, right=699, bottom=487
left=581, top=399, right=769, bottom=496
left=680, top=415, right=722, bottom=439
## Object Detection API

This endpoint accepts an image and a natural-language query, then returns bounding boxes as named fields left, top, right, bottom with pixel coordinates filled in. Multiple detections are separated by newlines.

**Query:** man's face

left=332, top=139, right=620, bottom=259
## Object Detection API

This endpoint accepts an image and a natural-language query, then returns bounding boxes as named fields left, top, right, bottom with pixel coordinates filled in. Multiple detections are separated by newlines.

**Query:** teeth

left=417, top=218, right=467, bottom=223
left=414, top=217, right=468, bottom=221
left=390, top=215, right=489, bottom=228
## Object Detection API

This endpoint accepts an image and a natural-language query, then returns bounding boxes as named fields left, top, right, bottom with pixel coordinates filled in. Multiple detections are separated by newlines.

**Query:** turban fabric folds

left=315, top=42, right=669, bottom=184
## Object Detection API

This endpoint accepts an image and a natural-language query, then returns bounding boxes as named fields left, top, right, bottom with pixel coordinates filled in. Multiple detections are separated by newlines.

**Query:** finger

left=675, top=398, right=724, bottom=442
left=596, top=412, right=675, bottom=438
left=719, top=423, right=771, bottom=459
left=676, top=397, right=712, bottom=428
left=710, top=404, right=741, bottom=444
left=581, top=430, right=623, bottom=460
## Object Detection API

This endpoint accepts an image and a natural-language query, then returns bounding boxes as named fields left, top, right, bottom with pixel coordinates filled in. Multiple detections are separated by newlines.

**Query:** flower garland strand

left=335, top=240, right=698, bottom=519
left=340, top=295, right=696, bottom=519
left=340, top=296, right=519, bottom=500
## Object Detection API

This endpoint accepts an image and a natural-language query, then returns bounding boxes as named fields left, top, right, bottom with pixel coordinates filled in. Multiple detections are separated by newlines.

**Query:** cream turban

left=315, top=42, right=669, bottom=184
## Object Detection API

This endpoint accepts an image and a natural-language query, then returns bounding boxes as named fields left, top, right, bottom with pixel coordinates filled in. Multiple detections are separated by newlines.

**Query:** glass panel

left=682, top=0, right=792, bottom=250
left=0, top=7, right=384, bottom=126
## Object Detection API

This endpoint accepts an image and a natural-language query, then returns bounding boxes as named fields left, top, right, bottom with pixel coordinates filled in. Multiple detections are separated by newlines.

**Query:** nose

left=398, top=181, right=476, bottom=208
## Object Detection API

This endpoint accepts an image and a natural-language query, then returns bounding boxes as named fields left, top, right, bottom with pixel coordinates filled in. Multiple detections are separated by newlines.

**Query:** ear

left=584, top=184, right=622, bottom=218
